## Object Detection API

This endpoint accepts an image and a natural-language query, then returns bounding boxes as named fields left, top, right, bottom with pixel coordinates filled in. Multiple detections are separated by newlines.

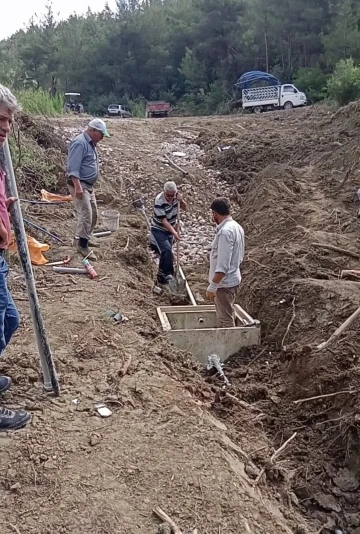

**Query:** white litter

left=172, top=151, right=186, bottom=157
left=95, top=403, right=112, bottom=418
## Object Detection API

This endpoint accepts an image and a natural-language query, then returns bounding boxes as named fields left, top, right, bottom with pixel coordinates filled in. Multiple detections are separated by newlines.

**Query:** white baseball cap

left=88, top=118, right=110, bottom=137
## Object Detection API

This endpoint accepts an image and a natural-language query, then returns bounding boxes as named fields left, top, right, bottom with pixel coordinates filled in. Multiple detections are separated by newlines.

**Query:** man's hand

left=206, top=283, right=218, bottom=300
left=6, top=197, right=18, bottom=210
left=0, top=220, right=9, bottom=247
left=172, top=230, right=180, bottom=241
left=75, top=186, right=83, bottom=199
left=176, top=192, right=182, bottom=201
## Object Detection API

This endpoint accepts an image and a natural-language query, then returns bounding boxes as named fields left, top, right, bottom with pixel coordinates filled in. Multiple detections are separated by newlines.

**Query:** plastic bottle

left=82, top=258, right=98, bottom=279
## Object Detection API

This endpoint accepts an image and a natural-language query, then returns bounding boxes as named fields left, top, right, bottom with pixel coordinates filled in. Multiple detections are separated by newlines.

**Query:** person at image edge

left=0, top=84, right=31, bottom=431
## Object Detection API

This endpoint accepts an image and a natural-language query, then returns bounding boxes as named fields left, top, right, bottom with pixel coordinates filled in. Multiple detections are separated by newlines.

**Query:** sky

left=1, top=0, right=117, bottom=40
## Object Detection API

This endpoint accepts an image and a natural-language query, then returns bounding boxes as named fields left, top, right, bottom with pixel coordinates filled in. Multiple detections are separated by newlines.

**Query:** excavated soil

left=1, top=104, right=360, bottom=533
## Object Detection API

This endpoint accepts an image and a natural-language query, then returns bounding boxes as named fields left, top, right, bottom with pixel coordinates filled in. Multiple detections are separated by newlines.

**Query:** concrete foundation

left=157, top=304, right=260, bottom=364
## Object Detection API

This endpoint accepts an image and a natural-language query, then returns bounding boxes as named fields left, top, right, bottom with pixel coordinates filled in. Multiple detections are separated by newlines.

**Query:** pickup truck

left=146, top=101, right=170, bottom=118
left=235, top=71, right=307, bottom=114
left=242, top=84, right=307, bottom=114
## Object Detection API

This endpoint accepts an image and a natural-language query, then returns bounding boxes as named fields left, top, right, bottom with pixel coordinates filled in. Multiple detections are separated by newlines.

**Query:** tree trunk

left=264, top=31, right=269, bottom=73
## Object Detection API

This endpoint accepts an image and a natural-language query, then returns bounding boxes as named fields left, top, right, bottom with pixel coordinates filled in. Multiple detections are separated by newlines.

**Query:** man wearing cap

left=150, top=181, right=186, bottom=285
left=206, top=197, right=245, bottom=328
left=67, top=119, right=110, bottom=260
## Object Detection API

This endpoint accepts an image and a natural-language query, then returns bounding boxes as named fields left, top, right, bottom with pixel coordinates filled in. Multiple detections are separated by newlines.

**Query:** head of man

left=164, top=181, right=177, bottom=203
left=87, top=119, right=110, bottom=145
left=210, top=197, right=231, bottom=225
left=0, top=85, right=20, bottom=149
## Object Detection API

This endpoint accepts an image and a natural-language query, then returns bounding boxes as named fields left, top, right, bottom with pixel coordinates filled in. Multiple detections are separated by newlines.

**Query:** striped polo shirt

left=151, top=191, right=178, bottom=233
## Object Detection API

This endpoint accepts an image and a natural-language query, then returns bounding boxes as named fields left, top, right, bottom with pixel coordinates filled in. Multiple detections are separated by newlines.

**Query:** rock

left=44, top=459, right=57, bottom=470
left=245, top=464, right=260, bottom=479
left=89, top=433, right=101, bottom=447
left=314, top=492, right=341, bottom=513
left=157, top=524, right=171, bottom=534
left=333, top=468, right=359, bottom=492
left=344, top=513, right=360, bottom=527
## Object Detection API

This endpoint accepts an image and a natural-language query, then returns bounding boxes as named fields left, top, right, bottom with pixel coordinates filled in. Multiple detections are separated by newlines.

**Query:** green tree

left=327, top=58, right=360, bottom=106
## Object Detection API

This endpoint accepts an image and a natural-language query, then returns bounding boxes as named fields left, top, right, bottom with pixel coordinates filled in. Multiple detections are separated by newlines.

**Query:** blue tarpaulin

left=235, top=71, right=280, bottom=90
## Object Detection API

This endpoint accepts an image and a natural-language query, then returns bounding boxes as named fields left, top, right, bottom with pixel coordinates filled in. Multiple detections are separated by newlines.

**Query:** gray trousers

left=68, top=184, right=98, bottom=240
left=215, top=286, right=239, bottom=328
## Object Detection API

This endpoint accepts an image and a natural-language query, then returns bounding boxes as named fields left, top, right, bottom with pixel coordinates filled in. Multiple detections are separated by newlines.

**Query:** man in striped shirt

left=150, top=181, right=186, bottom=285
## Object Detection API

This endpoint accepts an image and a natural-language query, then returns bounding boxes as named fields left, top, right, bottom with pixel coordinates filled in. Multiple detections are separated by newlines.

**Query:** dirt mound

left=1, top=114, right=68, bottom=197
left=194, top=104, right=360, bottom=532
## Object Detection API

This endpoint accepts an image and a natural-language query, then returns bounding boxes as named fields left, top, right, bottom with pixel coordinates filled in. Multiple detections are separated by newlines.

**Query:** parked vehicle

left=235, top=71, right=307, bottom=114
left=146, top=101, right=170, bottom=118
left=107, top=104, right=132, bottom=118
left=64, top=93, right=84, bottom=114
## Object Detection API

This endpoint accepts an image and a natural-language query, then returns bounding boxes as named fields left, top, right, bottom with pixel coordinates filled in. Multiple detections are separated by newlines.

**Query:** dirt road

left=1, top=107, right=360, bottom=533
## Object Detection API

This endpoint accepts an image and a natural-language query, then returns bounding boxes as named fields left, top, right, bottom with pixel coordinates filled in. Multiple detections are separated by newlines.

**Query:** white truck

left=242, top=84, right=307, bottom=114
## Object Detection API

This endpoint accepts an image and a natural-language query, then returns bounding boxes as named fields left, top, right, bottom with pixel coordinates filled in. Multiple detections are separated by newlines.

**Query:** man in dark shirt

left=150, top=181, right=186, bottom=285
left=67, top=119, right=110, bottom=260
left=0, top=84, right=31, bottom=431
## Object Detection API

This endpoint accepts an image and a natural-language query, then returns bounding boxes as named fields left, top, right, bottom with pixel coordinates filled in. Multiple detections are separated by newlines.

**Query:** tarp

left=9, top=232, right=50, bottom=266
left=235, top=71, right=280, bottom=90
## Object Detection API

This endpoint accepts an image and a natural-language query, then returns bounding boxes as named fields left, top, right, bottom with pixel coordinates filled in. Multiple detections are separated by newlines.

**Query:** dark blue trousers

left=0, top=256, right=20, bottom=356
left=151, top=229, right=174, bottom=284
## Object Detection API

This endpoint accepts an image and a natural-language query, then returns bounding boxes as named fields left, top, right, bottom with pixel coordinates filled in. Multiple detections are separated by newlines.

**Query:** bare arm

left=160, top=218, right=179, bottom=240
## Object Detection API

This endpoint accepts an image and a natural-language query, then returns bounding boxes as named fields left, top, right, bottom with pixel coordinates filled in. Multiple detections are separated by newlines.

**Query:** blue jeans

left=151, top=229, right=174, bottom=284
left=0, top=257, right=20, bottom=356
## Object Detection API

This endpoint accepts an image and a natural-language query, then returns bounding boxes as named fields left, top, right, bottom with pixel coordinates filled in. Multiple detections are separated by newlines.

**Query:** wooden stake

left=281, top=297, right=296, bottom=348
left=294, top=389, right=358, bottom=405
left=316, top=304, right=360, bottom=351
left=153, top=507, right=184, bottom=534
left=225, top=392, right=263, bottom=413
left=254, top=432, right=297, bottom=486
left=311, top=242, right=360, bottom=260
left=341, top=269, right=360, bottom=279
left=164, top=154, right=189, bottom=176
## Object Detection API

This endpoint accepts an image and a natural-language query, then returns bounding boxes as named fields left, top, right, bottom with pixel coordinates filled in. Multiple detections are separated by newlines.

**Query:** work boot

left=0, top=407, right=31, bottom=431
left=0, top=376, right=11, bottom=395
left=74, top=236, right=100, bottom=248
left=77, top=246, right=97, bottom=261
left=88, top=237, right=101, bottom=248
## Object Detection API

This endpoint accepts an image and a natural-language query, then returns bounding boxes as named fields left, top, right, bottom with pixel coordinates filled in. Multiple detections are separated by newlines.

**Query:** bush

left=16, top=89, right=64, bottom=116
left=327, top=59, right=360, bottom=106
left=130, top=99, right=146, bottom=118
left=177, top=83, right=228, bottom=116
left=87, top=93, right=120, bottom=116
left=293, top=67, right=328, bottom=103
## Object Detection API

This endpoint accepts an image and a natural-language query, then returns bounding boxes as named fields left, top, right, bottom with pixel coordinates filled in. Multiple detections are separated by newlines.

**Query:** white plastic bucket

left=102, top=210, right=120, bottom=231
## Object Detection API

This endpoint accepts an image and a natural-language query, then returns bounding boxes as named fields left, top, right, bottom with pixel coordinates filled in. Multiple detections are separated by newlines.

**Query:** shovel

left=168, top=206, right=186, bottom=296
left=132, top=198, right=150, bottom=229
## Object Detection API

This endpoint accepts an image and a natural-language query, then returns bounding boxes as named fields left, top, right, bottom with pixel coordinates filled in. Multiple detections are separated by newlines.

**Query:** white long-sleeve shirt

left=209, top=217, right=245, bottom=288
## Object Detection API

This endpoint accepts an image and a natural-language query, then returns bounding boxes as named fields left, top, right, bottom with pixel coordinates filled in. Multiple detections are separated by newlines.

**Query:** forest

left=1, top=0, right=360, bottom=115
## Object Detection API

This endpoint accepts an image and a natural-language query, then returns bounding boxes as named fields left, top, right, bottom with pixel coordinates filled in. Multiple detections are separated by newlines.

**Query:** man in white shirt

left=206, top=197, right=245, bottom=328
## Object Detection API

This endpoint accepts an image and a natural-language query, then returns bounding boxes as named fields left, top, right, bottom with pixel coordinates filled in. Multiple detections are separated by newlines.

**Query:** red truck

left=146, top=101, right=170, bottom=118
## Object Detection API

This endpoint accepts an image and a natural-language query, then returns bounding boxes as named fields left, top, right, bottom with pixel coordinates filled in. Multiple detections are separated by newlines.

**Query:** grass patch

left=16, top=89, right=64, bottom=117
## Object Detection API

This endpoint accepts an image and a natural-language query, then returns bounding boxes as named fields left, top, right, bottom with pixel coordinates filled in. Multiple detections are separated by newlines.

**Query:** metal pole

left=2, top=140, right=60, bottom=396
